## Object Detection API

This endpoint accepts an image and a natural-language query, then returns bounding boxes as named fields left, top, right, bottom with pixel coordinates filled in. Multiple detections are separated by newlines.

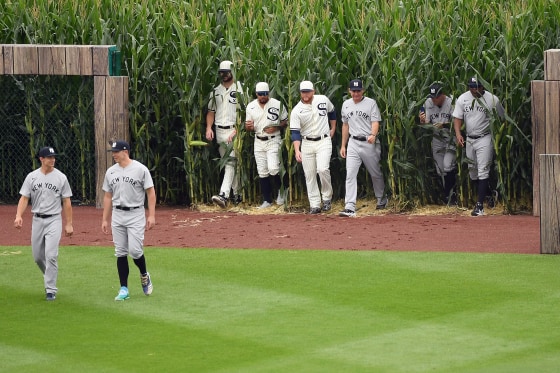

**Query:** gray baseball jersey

left=341, top=96, right=381, bottom=136
left=20, top=168, right=73, bottom=214
left=208, top=81, right=244, bottom=126
left=452, top=91, right=504, bottom=137
left=102, top=160, right=154, bottom=208
left=424, top=95, right=456, bottom=175
left=290, top=94, right=335, bottom=137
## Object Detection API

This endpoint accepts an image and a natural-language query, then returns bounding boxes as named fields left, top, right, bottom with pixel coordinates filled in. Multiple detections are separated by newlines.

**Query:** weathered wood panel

left=79, top=46, right=93, bottom=75
left=2, top=45, right=13, bottom=74
left=545, top=81, right=560, bottom=154
left=94, top=76, right=108, bottom=208
left=0, top=46, right=4, bottom=74
left=13, top=45, right=38, bottom=74
left=37, top=45, right=67, bottom=75
left=531, top=81, right=545, bottom=217
left=92, top=46, right=109, bottom=76
left=544, top=49, right=560, bottom=81
left=539, top=154, right=560, bottom=254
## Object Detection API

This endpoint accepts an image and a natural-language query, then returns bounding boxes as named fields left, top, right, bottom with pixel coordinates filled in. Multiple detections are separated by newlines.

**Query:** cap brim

left=300, top=89, right=313, bottom=92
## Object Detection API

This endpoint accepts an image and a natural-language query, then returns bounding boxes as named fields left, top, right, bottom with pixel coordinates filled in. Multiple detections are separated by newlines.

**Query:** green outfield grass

left=1, top=246, right=560, bottom=372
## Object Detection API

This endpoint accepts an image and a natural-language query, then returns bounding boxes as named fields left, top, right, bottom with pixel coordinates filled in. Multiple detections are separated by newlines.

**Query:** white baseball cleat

left=258, top=201, right=272, bottom=209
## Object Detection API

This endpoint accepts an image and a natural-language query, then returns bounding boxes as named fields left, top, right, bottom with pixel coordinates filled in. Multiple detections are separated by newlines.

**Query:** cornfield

left=1, top=0, right=559, bottom=211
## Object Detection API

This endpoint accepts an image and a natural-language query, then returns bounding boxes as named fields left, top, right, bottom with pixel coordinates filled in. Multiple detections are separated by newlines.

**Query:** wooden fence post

left=539, top=154, right=560, bottom=254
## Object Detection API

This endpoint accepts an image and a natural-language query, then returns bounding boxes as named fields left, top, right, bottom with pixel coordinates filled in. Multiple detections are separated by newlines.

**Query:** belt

left=115, top=206, right=142, bottom=211
left=35, top=213, right=57, bottom=218
left=351, top=135, right=368, bottom=141
left=256, top=135, right=276, bottom=141
left=216, top=125, right=234, bottom=130
left=303, top=134, right=329, bottom=141
left=467, top=133, right=490, bottom=139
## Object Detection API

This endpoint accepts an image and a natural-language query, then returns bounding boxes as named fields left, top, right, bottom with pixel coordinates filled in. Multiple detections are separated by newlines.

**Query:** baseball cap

left=218, top=60, right=233, bottom=72
left=108, top=140, right=130, bottom=152
left=38, top=147, right=57, bottom=158
left=255, top=82, right=269, bottom=94
left=349, top=79, right=363, bottom=91
left=428, top=83, right=443, bottom=98
left=467, top=76, right=483, bottom=88
left=300, top=81, right=314, bottom=92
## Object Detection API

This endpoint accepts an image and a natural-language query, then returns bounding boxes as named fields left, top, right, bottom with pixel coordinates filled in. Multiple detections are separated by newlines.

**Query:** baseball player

left=453, top=76, right=505, bottom=216
left=102, top=140, right=156, bottom=301
left=290, top=80, right=337, bottom=214
left=419, top=83, right=457, bottom=205
left=245, top=82, right=288, bottom=208
left=206, top=60, right=244, bottom=208
left=14, top=146, right=73, bottom=301
left=339, top=79, right=386, bottom=217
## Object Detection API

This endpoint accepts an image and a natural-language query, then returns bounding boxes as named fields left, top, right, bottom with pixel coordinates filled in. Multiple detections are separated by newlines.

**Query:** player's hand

left=101, top=221, right=109, bottom=234
left=205, top=128, right=214, bottom=141
left=295, top=149, right=302, bottom=163
left=419, top=112, right=426, bottom=123
left=456, top=134, right=465, bottom=147
left=65, top=224, right=73, bottom=237
left=146, top=216, right=156, bottom=231
left=227, top=129, right=237, bottom=144
left=245, top=120, right=254, bottom=131
left=14, top=217, right=22, bottom=229
left=329, top=128, right=336, bottom=138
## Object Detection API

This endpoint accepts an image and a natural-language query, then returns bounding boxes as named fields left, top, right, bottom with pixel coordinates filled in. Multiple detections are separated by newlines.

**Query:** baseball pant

left=344, top=138, right=385, bottom=211
left=301, top=137, right=333, bottom=208
left=254, top=137, right=282, bottom=178
left=112, top=208, right=146, bottom=259
left=216, top=128, right=240, bottom=196
left=432, top=134, right=457, bottom=176
left=466, top=134, right=493, bottom=180
left=31, top=214, right=62, bottom=294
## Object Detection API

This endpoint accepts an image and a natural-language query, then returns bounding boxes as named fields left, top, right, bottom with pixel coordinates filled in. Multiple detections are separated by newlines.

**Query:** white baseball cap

left=300, top=81, right=314, bottom=92
left=218, top=60, right=233, bottom=72
left=255, top=82, right=269, bottom=92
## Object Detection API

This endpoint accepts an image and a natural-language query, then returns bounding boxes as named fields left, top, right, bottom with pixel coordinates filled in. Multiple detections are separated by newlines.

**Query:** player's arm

left=14, top=195, right=29, bottom=228
left=369, top=121, right=380, bottom=144
left=101, top=191, right=113, bottom=234
left=62, top=197, right=73, bottom=236
left=328, top=110, right=337, bottom=138
left=340, top=122, right=349, bottom=158
left=145, top=186, right=156, bottom=230
left=205, top=110, right=216, bottom=141
left=453, top=117, right=465, bottom=147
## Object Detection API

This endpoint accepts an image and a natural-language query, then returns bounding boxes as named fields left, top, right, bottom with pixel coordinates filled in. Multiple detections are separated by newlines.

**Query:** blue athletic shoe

left=46, top=293, right=56, bottom=301
left=141, top=273, right=153, bottom=295
left=115, top=286, right=130, bottom=301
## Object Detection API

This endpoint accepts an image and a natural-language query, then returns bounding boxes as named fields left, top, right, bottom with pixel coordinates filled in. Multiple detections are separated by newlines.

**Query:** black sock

left=117, top=256, right=129, bottom=287
left=133, top=255, right=147, bottom=275
left=443, top=170, right=456, bottom=200
left=477, top=178, right=489, bottom=204
left=259, top=176, right=272, bottom=203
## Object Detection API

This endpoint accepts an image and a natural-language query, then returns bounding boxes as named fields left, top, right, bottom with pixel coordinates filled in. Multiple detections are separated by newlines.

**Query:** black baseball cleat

left=339, top=209, right=356, bottom=217
left=376, top=196, right=388, bottom=210
left=486, top=190, right=498, bottom=209
left=212, top=193, right=228, bottom=208
left=46, top=293, right=56, bottom=301
left=231, top=194, right=242, bottom=205
left=309, top=207, right=321, bottom=214
left=471, top=202, right=484, bottom=216
left=322, top=200, right=331, bottom=212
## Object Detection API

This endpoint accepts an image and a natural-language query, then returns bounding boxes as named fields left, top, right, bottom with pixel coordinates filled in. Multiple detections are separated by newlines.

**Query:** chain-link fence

left=0, top=75, right=96, bottom=204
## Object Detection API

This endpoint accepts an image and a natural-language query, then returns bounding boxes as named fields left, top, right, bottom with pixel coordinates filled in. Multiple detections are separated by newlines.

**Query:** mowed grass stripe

left=1, top=247, right=560, bottom=372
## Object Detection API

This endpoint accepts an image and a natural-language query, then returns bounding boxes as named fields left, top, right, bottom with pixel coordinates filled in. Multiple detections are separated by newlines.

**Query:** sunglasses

left=256, top=92, right=269, bottom=96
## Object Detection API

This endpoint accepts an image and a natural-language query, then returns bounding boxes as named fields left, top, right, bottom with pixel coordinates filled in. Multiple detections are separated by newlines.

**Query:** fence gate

left=0, top=44, right=129, bottom=208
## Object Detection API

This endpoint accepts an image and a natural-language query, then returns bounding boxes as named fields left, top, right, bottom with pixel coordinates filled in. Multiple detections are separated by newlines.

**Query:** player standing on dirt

left=290, top=80, right=337, bottom=214
left=102, top=140, right=156, bottom=301
left=339, top=79, right=387, bottom=217
left=453, top=77, right=505, bottom=217
left=245, top=82, right=288, bottom=208
left=14, top=146, right=73, bottom=301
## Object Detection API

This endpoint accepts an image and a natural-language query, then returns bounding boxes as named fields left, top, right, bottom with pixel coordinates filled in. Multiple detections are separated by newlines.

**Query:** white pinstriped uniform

left=341, top=96, right=385, bottom=211
left=423, top=95, right=456, bottom=176
left=452, top=90, right=504, bottom=180
left=290, top=94, right=335, bottom=208
left=246, top=97, right=288, bottom=178
left=208, top=81, right=244, bottom=196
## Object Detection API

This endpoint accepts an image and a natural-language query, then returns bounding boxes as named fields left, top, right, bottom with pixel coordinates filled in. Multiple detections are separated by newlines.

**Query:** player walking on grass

left=453, top=77, right=505, bottom=217
left=206, top=60, right=244, bottom=208
left=339, top=79, right=386, bottom=217
left=101, top=140, right=156, bottom=301
left=245, top=82, right=288, bottom=208
left=14, top=146, right=73, bottom=301
left=419, top=83, right=457, bottom=206
left=290, top=80, right=337, bottom=214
